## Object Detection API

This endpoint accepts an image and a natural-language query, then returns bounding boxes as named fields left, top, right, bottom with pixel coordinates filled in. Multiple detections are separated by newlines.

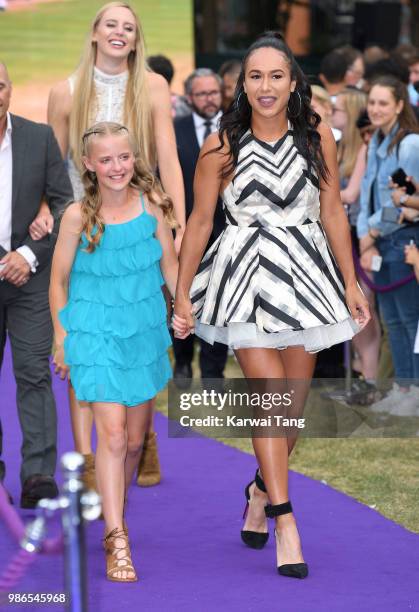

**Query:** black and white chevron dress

left=190, top=128, right=358, bottom=352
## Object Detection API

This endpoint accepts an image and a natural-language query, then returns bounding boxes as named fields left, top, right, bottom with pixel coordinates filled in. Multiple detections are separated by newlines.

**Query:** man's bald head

left=0, top=61, right=12, bottom=124
left=0, top=62, right=10, bottom=82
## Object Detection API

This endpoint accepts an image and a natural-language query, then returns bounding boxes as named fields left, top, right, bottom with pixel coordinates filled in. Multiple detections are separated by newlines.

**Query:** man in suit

left=0, top=62, right=73, bottom=507
left=173, top=68, right=228, bottom=387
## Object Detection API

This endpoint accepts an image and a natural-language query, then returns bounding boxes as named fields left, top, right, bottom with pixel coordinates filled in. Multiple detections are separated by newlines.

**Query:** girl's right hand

left=173, top=296, right=195, bottom=339
left=52, top=344, right=69, bottom=380
left=29, top=211, right=54, bottom=240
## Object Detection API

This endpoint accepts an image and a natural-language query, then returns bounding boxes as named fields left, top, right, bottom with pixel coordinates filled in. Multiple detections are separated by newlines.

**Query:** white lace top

left=67, top=67, right=129, bottom=200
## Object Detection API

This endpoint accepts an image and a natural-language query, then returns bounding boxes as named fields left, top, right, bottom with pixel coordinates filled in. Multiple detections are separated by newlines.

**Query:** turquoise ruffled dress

left=59, top=195, right=172, bottom=407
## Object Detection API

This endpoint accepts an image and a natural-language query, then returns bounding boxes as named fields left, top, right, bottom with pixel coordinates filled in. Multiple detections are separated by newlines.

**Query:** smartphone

left=381, top=207, right=401, bottom=223
left=391, top=168, right=416, bottom=195
left=371, top=255, right=382, bottom=272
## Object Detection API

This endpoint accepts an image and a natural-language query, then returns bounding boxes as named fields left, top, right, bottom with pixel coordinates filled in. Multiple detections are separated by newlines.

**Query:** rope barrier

left=352, top=244, right=415, bottom=292
left=0, top=483, right=63, bottom=597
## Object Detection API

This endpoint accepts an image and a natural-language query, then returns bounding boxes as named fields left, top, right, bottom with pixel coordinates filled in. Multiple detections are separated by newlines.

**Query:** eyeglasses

left=191, top=90, right=221, bottom=99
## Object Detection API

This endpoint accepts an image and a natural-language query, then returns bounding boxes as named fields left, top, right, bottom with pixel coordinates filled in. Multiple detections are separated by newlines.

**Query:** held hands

left=52, top=344, right=69, bottom=380
left=29, top=210, right=54, bottom=240
left=0, top=252, right=30, bottom=286
left=172, top=296, right=195, bottom=339
left=345, top=283, right=371, bottom=329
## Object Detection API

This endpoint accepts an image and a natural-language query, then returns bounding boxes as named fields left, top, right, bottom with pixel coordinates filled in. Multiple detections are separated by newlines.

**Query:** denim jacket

left=357, top=124, right=419, bottom=238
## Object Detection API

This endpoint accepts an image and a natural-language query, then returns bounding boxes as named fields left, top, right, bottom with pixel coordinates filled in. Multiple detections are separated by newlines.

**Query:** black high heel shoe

left=241, top=469, right=269, bottom=549
left=265, top=501, right=308, bottom=579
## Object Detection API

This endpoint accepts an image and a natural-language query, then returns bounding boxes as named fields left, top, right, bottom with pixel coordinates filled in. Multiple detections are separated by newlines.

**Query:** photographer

left=357, top=76, right=419, bottom=407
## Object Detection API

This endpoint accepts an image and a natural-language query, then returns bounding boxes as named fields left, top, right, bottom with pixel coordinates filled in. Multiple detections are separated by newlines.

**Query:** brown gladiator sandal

left=103, top=527, right=138, bottom=582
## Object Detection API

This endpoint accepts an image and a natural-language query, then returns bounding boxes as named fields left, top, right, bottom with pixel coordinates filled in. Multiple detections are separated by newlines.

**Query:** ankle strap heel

left=254, top=470, right=267, bottom=493
left=265, top=500, right=308, bottom=579
left=241, top=469, right=269, bottom=550
left=265, top=501, right=292, bottom=518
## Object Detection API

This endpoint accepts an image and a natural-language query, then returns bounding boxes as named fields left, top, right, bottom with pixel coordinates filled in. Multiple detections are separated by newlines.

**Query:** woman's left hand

left=345, top=283, right=371, bottom=329
left=29, top=211, right=54, bottom=240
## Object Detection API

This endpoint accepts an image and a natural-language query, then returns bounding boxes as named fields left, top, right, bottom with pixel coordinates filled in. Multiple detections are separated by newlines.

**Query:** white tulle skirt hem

left=195, top=317, right=359, bottom=353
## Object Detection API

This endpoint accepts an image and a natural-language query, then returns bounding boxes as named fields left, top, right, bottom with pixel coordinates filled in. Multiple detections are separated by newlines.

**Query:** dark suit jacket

left=174, top=114, right=225, bottom=243
left=0, top=114, right=73, bottom=292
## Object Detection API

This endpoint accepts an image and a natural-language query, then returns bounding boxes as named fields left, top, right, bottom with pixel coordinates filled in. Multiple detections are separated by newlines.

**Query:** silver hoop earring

left=287, top=90, right=302, bottom=118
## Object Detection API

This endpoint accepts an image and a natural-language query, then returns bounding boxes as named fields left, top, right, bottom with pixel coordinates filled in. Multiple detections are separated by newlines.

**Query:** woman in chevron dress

left=173, top=32, right=370, bottom=578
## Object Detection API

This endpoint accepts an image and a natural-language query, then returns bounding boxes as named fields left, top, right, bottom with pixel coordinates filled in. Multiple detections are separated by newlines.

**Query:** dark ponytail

left=211, top=31, right=329, bottom=182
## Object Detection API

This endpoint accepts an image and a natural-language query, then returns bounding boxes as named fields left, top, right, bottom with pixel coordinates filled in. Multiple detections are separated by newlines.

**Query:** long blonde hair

left=69, top=2, right=155, bottom=175
left=337, top=88, right=367, bottom=178
left=81, top=122, right=176, bottom=253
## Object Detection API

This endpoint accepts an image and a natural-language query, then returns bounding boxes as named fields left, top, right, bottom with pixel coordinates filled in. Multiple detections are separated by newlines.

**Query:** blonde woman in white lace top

left=34, top=2, right=185, bottom=244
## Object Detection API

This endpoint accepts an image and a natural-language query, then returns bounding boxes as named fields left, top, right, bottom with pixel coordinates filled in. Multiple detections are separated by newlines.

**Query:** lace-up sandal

left=103, top=527, right=138, bottom=582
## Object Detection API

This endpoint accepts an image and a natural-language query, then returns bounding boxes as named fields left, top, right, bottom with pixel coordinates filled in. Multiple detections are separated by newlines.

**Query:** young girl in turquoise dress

left=49, top=121, right=179, bottom=582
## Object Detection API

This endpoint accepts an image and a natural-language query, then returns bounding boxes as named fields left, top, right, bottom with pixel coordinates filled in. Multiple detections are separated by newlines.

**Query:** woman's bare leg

left=235, top=347, right=316, bottom=566
left=281, top=347, right=317, bottom=455
left=146, top=398, right=155, bottom=433
left=351, top=278, right=381, bottom=380
left=69, top=382, right=94, bottom=454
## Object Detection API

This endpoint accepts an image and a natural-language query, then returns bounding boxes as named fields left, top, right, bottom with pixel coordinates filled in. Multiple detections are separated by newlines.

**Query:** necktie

left=203, top=119, right=212, bottom=140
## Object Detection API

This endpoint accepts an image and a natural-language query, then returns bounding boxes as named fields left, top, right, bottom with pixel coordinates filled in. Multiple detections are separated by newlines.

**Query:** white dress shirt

left=192, top=111, right=222, bottom=148
left=0, top=112, right=38, bottom=274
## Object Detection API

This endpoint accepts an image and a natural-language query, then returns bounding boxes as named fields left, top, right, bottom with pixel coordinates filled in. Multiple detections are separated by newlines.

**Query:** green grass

left=156, top=352, right=419, bottom=533
left=0, top=0, right=193, bottom=84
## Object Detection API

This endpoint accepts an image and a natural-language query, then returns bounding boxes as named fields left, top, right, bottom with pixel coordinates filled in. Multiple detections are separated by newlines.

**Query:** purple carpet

left=0, top=340, right=418, bottom=612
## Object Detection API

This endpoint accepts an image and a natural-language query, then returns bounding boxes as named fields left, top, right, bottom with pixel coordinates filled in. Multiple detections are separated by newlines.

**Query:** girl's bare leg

left=69, top=382, right=94, bottom=454
left=91, top=402, right=127, bottom=534
left=125, top=401, right=152, bottom=499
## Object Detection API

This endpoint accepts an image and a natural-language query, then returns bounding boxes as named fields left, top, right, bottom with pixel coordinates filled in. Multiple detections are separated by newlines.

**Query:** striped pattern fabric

left=190, top=128, right=353, bottom=348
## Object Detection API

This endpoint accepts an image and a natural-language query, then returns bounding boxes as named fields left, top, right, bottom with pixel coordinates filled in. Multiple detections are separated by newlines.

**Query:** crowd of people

left=0, top=0, right=418, bottom=585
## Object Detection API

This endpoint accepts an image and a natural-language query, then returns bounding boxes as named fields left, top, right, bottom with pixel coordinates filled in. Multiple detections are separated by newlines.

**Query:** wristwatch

left=399, top=194, right=409, bottom=206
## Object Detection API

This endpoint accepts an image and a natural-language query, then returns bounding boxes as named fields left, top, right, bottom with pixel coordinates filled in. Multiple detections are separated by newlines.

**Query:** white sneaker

left=370, top=384, right=413, bottom=415
left=403, top=386, right=419, bottom=417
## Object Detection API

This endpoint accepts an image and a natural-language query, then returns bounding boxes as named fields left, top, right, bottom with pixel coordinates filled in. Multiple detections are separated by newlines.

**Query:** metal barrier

left=0, top=452, right=101, bottom=612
